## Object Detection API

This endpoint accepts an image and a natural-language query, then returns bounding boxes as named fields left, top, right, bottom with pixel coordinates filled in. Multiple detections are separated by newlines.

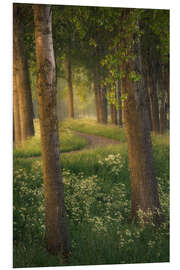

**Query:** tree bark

left=100, top=86, right=108, bottom=124
left=34, top=5, right=70, bottom=257
left=120, top=11, right=161, bottom=223
left=94, top=49, right=108, bottom=124
left=13, top=56, right=21, bottom=145
left=166, top=66, right=170, bottom=126
left=149, top=62, right=160, bottom=133
left=93, top=70, right=101, bottom=122
left=110, top=103, right=117, bottom=125
left=66, top=58, right=74, bottom=118
left=117, top=80, right=123, bottom=127
left=159, top=66, right=167, bottom=134
left=13, top=4, right=34, bottom=141
left=144, top=73, right=152, bottom=131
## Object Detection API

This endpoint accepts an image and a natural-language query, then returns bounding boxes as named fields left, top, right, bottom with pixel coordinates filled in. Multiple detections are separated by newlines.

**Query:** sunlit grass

left=62, top=118, right=127, bottom=142
left=152, top=131, right=170, bottom=146
left=13, top=120, right=88, bottom=158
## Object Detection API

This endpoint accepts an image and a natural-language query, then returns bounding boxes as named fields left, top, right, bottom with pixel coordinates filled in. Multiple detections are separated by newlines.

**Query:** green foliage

left=141, top=9, right=169, bottom=65
left=13, top=4, right=170, bottom=266
left=13, top=130, right=169, bottom=267
left=129, top=71, right=142, bottom=82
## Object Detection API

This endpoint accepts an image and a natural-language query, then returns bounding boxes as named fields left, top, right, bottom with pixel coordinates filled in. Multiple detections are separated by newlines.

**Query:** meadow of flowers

left=13, top=138, right=169, bottom=267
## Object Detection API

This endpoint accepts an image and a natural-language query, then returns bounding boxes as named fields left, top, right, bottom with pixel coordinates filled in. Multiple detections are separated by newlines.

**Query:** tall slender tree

left=159, top=65, right=167, bottom=134
left=13, top=4, right=34, bottom=142
left=66, top=57, right=74, bottom=118
left=13, top=53, right=21, bottom=145
left=33, top=4, right=70, bottom=257
left=117, top=79, right=123, bottom=127
left=93, top=68, right=101, bottom=122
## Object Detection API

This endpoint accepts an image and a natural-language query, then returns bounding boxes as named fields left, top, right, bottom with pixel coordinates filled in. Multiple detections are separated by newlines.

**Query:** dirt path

left=25, top=131, right=121, bottom=159
left=64, top=131, right=121, bottom=154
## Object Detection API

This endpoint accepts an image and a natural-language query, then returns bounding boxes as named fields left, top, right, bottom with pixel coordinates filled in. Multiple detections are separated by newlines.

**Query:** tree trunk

left=34, top=5, right=70, bottom=257
left=101, top=86, right=108, bottom=124
left=96, top=64, right=104, bottom=124
left=13, top=53, right=21, bottom=145
left=113, top=104, right=118, bottom=125
left=166, top=67, right=170, bottom=127
left=144, top=73, right=152, bottom=131
left=110, top=103, right=117, bottom=125
left=165, top=65, right=169, bottom=129
left=94, top=50, right=108, bottom=124
left=149, top=62, right=160, bottom=133
left=120, top=11, right=161, bottom=223
left=117, top=79, right=123, bottom=127
left=93, top=70, right=101, bottom=122
left=66, top=58, right=74, bottom=118
left=110, top=104, right=114, bottom=124
left=13, top=5, right=34, bottom=142
left=159, top=66, right=167, bottom=134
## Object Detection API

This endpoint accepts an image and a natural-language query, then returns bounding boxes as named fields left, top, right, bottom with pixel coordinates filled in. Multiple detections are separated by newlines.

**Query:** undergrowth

left=13, top=126, right=169, bottom=267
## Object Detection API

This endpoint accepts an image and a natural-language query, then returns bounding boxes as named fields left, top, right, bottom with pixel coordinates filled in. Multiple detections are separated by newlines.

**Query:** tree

left=119, top=9, right=162, bottom=223
left=66, top=6, right=110, bottom=123
left=110, top=103, right=117, bottom=125
left=117, top=79, right=123, bottom=127
left=141, top=9, right=169, bottom=134
left=53, top=6, right=77, bottom=119
left=13, top=52, right=21, bottom=145
left=159, top=64, right=168, bottom=134
left=66, top=57, right=74, bottom=118
left=13, top=4, right=35, bottom=142
left=33, top=4, right=70, bottom=257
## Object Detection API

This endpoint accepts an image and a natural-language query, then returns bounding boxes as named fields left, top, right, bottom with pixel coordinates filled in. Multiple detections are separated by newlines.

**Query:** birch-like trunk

left=34, top=4, right=70, bottom=257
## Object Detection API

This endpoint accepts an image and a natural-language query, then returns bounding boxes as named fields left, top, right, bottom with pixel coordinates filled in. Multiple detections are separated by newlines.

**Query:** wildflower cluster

left=98, top=153, right=125, bottom=176
left=157, top=175, right=169, bottom=220
left=62, top=169, right=130, bottom=232
left=13, top=150, right=169, bottom=264
left=13, top=161, right=45, bottom=243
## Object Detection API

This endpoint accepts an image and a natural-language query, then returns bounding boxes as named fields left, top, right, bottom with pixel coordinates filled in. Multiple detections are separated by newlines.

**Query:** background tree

left=53, top=5, right=80, bottom=118
left=141, top=9, right=169, bottom=134
left=13, top=4, right=35, bottom=142
left=13, top=53, right=21, bottom=145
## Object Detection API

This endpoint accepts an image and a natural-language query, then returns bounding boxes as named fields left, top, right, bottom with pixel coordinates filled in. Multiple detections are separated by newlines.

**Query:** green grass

left=62, top=118, right=127, bottom=142
left=13, top=120, right=88, bottom=158
left=13, top=119, right=169, bottom=267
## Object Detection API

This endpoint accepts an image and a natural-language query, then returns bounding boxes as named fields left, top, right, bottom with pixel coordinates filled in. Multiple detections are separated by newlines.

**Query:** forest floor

left=13, top=119, right=169, bottom=267
left=15, top=129, right=122, bottom=159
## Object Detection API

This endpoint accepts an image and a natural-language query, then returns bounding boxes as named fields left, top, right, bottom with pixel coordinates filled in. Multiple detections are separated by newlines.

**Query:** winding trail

left=25, top=131, right=121, bottom=159
left=64, top=131, right=121, bottom=154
